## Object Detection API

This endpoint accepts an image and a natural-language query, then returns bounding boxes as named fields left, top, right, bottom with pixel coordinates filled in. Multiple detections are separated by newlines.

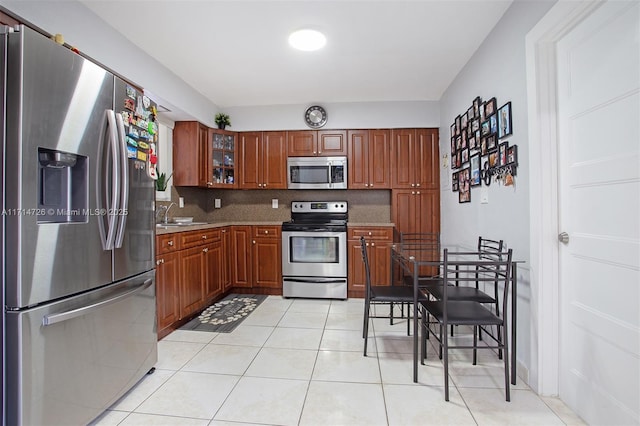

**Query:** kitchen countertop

left=156, top=221, right=394, bottom=235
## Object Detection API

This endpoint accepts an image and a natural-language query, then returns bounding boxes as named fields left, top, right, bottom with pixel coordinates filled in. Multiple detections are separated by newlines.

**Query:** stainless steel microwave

left=287, top=156, right=347, bottom=189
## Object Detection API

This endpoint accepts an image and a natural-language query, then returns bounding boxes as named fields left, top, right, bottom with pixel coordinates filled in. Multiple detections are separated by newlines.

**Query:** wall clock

left=304, top=105, right=327, bottom=128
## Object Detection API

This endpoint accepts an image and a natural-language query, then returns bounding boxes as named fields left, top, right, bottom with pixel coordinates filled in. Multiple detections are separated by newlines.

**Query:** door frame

left=526, top=0, right=603, bottom=396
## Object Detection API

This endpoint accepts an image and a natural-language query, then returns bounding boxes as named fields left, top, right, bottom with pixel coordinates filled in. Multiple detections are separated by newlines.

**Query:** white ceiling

left=81, top=1, right=512, bottom=109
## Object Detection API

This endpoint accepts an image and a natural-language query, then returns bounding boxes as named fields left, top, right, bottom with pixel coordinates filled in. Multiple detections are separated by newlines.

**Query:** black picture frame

left=450, top=137, right=456, bottom=156
left=485, top=134, right=497, bottom=153
left=499, top=142, right=508, bottom=166
left=489, top=113, right=498, bottom=135
left=458, top=167, right=471, bottom=203
left=467, top=106, right=475, bottom=120
left=470, top=153, right=481, bottom=186
left=507, top=144, right=518, bottom=165
left=498, top=101, right=513, bottom=139
left=473, top=96, right=482, bottom=118
left=461, top=147, right=469, bottom=164
left=484, top=97, right=497, bottom=117
left=455, top=115, right=461, bottom=136
left=452, top=172, right=459, bottom=191
left=450, top=122, right=457, bottom=138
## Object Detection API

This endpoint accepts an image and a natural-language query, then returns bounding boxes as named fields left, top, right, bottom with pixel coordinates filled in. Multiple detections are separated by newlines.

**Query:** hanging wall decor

left=450, top=96, right=519, bottom=202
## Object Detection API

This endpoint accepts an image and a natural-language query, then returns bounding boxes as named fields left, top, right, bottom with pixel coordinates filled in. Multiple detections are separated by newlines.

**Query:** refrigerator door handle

left=104, top=109, right=120, bottom=250
left=114, top=112, right=129, bottom=248
left=97, top=110, right=120, bottom=250
left=42, top=279, right=153, bottom=326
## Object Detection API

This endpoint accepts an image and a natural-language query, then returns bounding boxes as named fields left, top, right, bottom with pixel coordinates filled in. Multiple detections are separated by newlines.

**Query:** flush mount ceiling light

left=288, top=29, right=326, bottom=51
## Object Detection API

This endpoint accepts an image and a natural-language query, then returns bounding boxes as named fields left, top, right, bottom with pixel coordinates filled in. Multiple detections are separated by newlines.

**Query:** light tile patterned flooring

left=93, top=297, right=585, bottom=426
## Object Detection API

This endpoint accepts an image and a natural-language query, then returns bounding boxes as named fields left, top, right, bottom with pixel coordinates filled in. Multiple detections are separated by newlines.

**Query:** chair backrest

left=442, top=248, right=513, bottom=317
left=360, top=236, right=372, bottom=297
left=477, top=236, right=504, bottom=260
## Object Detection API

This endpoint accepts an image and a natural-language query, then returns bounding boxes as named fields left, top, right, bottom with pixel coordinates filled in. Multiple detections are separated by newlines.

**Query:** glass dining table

left=389, top=242, right=523, bottom=385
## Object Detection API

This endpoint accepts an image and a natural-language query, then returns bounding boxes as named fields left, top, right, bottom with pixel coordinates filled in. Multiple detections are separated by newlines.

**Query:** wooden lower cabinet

left=231, top=226, right=252, bottom=288
left=252, top=225, right=281, bottom=289
left=221, top=227, right=232, bottom=291
left=155, top=228, right=224, bottom=339
left=347, top=226, right=393, bottom=298
left=155, top=251, right=180, bottom=338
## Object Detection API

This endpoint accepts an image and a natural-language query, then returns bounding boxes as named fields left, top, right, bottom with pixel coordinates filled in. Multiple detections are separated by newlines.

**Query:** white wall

left=0, top=0, right=218, bottom=126
left=226, top=101, right=439, bottom=131
left=438, top=0, right=555, bottom=389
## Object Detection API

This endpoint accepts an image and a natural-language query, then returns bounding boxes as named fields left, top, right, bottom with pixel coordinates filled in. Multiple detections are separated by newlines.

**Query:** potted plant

left=156, top=171, right=172, bottom=192
left=215, top=113, right=231, bottom=130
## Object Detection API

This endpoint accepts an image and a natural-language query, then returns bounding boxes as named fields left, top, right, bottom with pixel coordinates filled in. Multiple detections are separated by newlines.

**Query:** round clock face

left=304, top=105, right=327, bottom=128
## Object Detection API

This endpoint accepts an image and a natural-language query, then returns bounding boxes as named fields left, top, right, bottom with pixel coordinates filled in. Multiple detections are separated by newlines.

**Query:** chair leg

left=472, top=325, right=478, bottom=365
left=389, top=303, right=394, bottom=325
left=363, top=300, right=371, bottom=356
left=503, top=323, right=510, bottom=402
left=497, top=324, right=503, bottom=359
left=407, top=303, right=411, bottom=336
left=420, top=310, right=427, bottom=365
left=439, top=324, right=443, bottom=360
left=443, top=326, right=449, bottom=402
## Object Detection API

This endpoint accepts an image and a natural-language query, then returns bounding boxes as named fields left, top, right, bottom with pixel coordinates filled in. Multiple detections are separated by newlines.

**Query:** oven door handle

left=283, top=277, right=347, bottom=284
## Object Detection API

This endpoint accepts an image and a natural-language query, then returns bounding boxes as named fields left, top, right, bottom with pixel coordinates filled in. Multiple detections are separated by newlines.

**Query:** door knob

left=558, top=232, right=569, bottom=244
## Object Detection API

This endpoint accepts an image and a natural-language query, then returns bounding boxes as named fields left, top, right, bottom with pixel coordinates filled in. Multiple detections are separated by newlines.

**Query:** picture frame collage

left=450, top=96, right=518, bottom=203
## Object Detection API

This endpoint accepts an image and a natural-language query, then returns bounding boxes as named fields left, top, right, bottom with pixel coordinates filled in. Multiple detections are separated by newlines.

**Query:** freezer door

left=5, top=271, right=157, bottom=426
left=113, top=78, right=155, bottom=281
left=5, top=26, right=115, bottom=307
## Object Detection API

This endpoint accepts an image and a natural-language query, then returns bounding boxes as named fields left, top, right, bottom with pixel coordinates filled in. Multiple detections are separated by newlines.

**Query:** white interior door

left=556, top=2, right=639, bottom=424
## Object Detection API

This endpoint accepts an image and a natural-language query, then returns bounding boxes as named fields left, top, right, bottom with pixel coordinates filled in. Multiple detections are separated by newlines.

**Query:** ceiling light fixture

left=288, top=29, right=326, bottom=51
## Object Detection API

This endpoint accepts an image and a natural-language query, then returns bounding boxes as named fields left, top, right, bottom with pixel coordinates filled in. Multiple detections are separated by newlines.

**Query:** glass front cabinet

left=205, top=129, right=236, bottom=188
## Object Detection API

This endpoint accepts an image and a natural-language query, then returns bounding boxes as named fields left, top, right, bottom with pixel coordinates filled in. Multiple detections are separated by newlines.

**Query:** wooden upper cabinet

left=348, top=129, right=390, bottom=189
left=262, top=131, right=287, bottom=188
left=391, top=128, right=439, bottom=189
left=238, top=131, right=261, bottom=189
left=173, top=121, right=206, bottom=187
left=317, top=130, right=347, bottom=156
left=288, top=130, right=346, bottom=156
left=287, top=131, right=317, bottom=156
left=239, top=131, right=287, bottom=189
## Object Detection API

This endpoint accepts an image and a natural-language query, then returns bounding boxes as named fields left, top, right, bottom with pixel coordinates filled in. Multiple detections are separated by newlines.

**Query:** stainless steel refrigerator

left=1, top=25, right=158, bottom=425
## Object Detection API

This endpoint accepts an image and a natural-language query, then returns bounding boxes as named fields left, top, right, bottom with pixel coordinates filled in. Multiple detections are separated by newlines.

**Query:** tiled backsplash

left=157, top=188, right=391, bottom=224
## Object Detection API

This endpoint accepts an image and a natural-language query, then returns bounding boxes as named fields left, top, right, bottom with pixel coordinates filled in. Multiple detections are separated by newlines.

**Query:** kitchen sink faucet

left=156, top=202, right=176, bottom=224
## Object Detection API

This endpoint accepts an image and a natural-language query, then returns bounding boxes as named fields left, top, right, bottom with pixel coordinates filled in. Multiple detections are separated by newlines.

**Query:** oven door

left=282, top=230, right=347, bottom=278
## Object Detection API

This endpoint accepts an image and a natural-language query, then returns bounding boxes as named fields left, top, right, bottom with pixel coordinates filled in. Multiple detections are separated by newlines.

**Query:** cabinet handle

left=258, top=183, right=262, bottom=187
left=416, top=183, right=421, bottom=187
left=252, top=240, right=256, bottom=244
left=207, top=182, right=213, bottom=186
left=411, top=183, right=415, bottom=187
left=202, top=235, right=207, bottom=239
left=264, top=230, right=269, bottom=234
left=371, top=242, right=375, bottom=247
left=167, top=241, right=174, bottom=246
left=263, top=183, right=267, bottom=187
left=370, top=184, right=373, bottom=188
left=411, top=191, right=416, bottom=195
left=203, top=248, right=208, bottom=253
left=222, top=229, right=226, bottom=233
left=417, top=191, right=421, bottom=195
left=366, top=242, right=370, bottom=247
left=156, top=259, right=162, bottom=265
left=313, top=151, right=317, bottom=155
left=368, top=231, right=372, bottom=236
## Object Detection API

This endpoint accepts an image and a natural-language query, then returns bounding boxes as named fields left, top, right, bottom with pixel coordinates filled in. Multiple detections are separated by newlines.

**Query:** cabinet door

left=370, top=242, right=391, bottom=286
left=391, top=129, right=415, bottom=188
left=287, top=131, right=317, bottom=156
left=415, top=129, right=439, bottom=189
left=252, top=238, right=282, bottom=288
left=369, top=129, right=391, bottom=189
left=391, top=189, right=419, bottom=236
left=416, top=190, right=440, bottom=236
left=239, top=131, right=262, bottom=189
left=222, top=227, right=232, bottom=291
left=173, top=121, right=205, bottom=187
left=156, top=252, right=180, bottom=337
left=262, top=131, right=287, bottom=189
left=348, top=239, right=367, bottom=293
left=199, top=123, right=212, bottom=187
left=347, top=130, right=368, bottom=189
left=179, top=246, right=205, bottom=318
left=232, top=226, right=252, bottom=287
left=203, top=241, right=223, bottom=302
left=317, top=130, right=347, bottom=156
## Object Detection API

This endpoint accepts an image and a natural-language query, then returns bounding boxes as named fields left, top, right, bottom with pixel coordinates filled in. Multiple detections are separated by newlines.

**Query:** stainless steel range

left=282, top=201, right=348, bottom=299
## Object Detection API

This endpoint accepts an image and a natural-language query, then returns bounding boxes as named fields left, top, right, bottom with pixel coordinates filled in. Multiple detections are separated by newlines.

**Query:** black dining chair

left=361, top=236, right=417, bottom=356
left=419, top=248, right=513, bottom=401
left=421, top=237, right=504, bottom=352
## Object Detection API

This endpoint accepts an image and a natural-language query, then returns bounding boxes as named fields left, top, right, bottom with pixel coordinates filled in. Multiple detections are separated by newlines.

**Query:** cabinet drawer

left=253, top=225, right=281, bottom=239
left=181, top=229, right=221, bottom=248
left=156, top=234, right=181, bottom=254
left=348, top=227, right=393, bottom=241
